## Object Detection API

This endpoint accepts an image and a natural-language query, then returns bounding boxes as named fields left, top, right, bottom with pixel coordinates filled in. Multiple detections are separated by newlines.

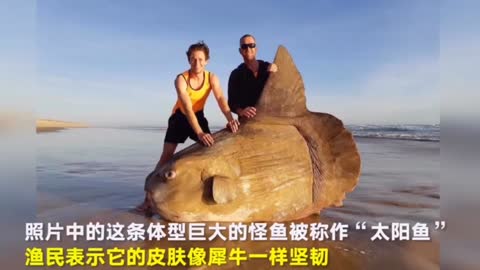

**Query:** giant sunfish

left=146, top=46, right=361, bottom=222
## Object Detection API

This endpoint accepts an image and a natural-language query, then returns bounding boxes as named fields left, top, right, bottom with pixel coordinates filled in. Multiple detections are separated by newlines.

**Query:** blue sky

left=9, top=0, right=443, bottom=126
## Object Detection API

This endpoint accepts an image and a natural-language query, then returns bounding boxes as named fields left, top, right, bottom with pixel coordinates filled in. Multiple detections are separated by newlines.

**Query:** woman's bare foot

left=134, top=197, right=150, bottom=213
left=135, top=170, right=158, bottom=216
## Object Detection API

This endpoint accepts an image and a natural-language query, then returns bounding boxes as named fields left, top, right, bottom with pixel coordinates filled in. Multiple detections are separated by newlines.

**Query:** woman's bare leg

left=155, top=143, right=177, bottom=170
left=136, top=143, right=177, bottom=213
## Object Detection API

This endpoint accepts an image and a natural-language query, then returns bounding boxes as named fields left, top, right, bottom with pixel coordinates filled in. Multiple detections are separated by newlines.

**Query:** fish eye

left=164, top=170, right=176, bottom=180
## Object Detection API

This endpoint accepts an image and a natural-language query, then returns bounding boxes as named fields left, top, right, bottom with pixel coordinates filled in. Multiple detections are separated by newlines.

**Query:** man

left=228, top=34, right=278, bottom=119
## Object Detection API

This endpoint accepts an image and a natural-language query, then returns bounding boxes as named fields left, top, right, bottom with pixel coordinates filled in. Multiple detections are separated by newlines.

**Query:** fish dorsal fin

left=256, top=45, right=308, bottom=117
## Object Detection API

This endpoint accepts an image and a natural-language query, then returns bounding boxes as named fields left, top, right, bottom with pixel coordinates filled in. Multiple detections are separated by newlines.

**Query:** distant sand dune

left=37, top=119, right=88, bottom=128
left=36, top=119, right=88, bottom=132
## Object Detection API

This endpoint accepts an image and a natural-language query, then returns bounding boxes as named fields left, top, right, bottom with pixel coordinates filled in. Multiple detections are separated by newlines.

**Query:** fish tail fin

left=295, top=112, right=361, bottom=210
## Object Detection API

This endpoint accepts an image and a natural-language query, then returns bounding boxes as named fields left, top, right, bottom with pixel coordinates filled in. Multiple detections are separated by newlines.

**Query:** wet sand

left=35, top=129, right=440, bottom=269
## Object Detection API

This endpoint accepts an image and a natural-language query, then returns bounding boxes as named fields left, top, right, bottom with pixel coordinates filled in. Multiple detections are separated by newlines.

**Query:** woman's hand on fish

left=240, top=107, right=256, bottom=118
left=227, top=119, right=240, bottom=133
left=197, top=132, right=214, bottom=147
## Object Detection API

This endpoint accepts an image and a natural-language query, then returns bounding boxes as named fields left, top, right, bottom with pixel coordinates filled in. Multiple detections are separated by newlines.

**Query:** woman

left=136, top=41, right=239, bottom=213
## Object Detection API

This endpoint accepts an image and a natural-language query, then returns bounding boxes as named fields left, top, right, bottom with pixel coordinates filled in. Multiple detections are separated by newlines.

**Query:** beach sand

left=32, top=128, right=440, bottom=269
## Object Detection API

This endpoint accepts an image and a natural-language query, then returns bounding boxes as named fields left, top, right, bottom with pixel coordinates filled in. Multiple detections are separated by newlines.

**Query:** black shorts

left=164, top=110, right=211, bottom=144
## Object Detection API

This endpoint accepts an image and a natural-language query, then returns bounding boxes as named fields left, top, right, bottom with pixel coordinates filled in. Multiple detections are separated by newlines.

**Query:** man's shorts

left=164, top=109, right=211, bottom=144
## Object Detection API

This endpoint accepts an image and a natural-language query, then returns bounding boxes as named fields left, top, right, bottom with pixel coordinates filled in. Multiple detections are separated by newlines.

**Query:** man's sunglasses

left=240, top=43, right=256, bottom=50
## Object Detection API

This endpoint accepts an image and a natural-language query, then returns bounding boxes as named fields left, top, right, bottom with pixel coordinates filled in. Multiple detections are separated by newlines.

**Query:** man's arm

left=268, top=63, right=278, bottom=72
left=227, top=71, right=242, bottom=115
left=227, top=70, right=256, bottom=118
left=261, top=60, right=278, bottom=73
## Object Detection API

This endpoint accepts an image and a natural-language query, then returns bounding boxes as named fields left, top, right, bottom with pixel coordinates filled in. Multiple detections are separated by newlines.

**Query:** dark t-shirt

left=228, top=60, right=271, bottom=114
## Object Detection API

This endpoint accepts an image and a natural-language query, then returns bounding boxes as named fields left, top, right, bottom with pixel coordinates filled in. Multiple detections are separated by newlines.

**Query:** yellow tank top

left=172, top=70, right=212, bottom=115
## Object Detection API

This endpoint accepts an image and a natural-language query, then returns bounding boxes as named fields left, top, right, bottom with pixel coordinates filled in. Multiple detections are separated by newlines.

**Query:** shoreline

left=36, top=126, right=67, bottom=133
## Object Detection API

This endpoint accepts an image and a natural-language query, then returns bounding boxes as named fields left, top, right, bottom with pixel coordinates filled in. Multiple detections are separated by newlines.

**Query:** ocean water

left=101, top=124, right=441, bottom=141
left=35, top=126, right=440, bottom=269
left=347, top=124, right=439, bottom=142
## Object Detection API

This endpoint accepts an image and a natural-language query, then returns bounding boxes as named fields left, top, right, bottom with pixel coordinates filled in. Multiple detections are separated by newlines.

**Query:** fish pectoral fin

left=212, top=176, right=237, bottom=204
